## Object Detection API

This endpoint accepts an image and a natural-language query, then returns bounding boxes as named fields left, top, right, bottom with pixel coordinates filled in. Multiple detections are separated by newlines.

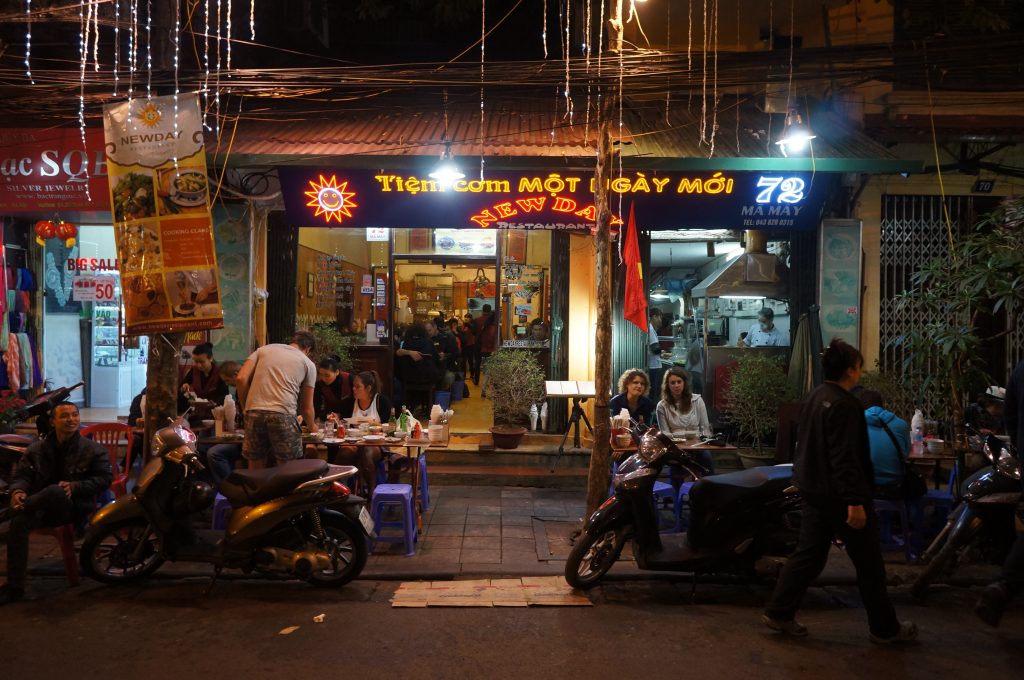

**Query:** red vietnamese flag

left=622, top=203, right=648, bottom=333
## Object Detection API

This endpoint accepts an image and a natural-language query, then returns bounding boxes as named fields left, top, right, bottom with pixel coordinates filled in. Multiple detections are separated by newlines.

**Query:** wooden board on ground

left=391, top=576, right=591, bottom=608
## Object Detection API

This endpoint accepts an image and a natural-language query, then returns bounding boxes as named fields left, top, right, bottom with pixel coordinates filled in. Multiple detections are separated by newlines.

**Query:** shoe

left=762, top=614, right=808, bottom=638
left=975, top=581, right=1011, bottom=628
left=869, top=621, right=918, bottom=645
left=0, top=584, right=25, bottom=606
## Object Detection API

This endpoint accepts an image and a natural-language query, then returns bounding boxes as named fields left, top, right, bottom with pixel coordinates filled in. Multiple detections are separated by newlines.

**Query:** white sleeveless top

left=352, top=396, right=380, bottom=423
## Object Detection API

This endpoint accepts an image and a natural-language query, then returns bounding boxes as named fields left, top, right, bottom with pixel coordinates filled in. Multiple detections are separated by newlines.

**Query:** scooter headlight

left=637, top=430, right=667, bottom=462
left=996, top=447, right=1021, bottom=480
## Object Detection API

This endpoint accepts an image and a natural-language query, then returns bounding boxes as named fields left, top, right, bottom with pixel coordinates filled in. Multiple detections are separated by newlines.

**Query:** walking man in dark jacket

left=762, top=339, right=917, bottom=643
left=975, top=358, right=1024, bottom=626
left=1, top=402, right=112, bottom=604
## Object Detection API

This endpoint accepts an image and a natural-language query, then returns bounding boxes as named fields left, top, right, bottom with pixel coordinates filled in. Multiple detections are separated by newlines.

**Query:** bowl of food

left=926, top=438, right=945, bottom=454
left=171, top=171, right=208, bottom=205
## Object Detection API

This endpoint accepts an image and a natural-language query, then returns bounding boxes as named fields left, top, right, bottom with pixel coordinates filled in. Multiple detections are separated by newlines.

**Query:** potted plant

left=723, top=352, right=797, bottom=467
left=0, top=390, right=26, bottom=435
left=482, top=349, right=545, bottom=449
left=309, top=322, right=356, bottom=371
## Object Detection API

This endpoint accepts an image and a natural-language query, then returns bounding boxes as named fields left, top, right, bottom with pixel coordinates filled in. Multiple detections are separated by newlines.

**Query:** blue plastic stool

left=212, top=493, right=231, bottom=530
left=370, top=484, right=417, bottom=556
left=417, top=453, right=431, bottom=512
left=434, top=391, right=452, bottom=410
left=875, top=498, right=915, bottom=563
left=673, top=481, right=696, bottom=532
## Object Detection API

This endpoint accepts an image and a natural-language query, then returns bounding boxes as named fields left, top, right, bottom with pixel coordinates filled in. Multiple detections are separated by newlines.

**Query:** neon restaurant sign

left=279, top=169, right=832, bottom=231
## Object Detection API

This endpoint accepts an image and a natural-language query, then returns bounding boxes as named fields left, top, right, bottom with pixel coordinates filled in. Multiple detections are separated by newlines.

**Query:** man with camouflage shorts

left=235, top=331, right=318, bottom=469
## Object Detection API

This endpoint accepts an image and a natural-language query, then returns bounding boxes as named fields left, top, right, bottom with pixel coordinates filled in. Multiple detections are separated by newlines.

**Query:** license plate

left=358, top=506, right=374, bottom=535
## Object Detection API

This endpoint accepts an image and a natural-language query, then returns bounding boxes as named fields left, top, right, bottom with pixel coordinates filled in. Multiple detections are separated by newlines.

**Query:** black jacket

left=337, top=393, right=394, bottom=423
left=791, top=382, right=875, bottom=506
left=10, top=432, right=113, bottom=512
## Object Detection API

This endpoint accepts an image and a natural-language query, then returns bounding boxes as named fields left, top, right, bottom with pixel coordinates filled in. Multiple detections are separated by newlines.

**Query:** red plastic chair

left=31, top=525, right=80, bottom=586
left=81, top=423, right=134, bottom=498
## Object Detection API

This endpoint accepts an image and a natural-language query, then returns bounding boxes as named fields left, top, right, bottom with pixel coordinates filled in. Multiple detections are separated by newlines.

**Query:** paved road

left=2, top=576, right=1022, bottom=679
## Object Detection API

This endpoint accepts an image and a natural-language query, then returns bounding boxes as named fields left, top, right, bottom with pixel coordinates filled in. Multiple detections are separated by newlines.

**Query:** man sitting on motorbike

left=1, top=402, right=112, bottom=604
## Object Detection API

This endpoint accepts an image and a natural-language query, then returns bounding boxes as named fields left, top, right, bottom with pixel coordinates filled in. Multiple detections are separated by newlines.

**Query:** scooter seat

left=689, top=465, right=793, bottom=515
left=220, top=459, right=329, bottom=507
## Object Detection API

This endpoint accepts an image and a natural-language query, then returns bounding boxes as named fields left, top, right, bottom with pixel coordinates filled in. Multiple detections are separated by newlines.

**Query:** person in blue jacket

left=857, top=389, right=912, bottom=498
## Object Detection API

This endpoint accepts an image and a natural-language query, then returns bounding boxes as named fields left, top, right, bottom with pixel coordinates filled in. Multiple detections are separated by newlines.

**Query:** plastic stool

left=434, top=391, right=452, bottom=410
left=673, top=481, right=696, bottom=532
left=31, top=525, right=80, bottom=586
left=417, top=454, right=431, bottom=512
left=449, top=378, right=465, bottom=402
left=875, top=498, right=915, bottom=563
left=212, top=493, right=231, bottom=530
left=370, top=484, right=417, bottom=556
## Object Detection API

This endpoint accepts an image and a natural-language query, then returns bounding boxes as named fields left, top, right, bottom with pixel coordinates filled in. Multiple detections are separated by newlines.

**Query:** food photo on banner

left=103, top=93, right=223, bottom=335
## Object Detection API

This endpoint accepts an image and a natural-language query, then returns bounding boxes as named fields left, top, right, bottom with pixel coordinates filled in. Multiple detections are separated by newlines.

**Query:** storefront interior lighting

left=429, top=145, right=465, bottom=188
left=775, top=108, right=816, bottom=158
left=720, top=295, right=767, bottom=300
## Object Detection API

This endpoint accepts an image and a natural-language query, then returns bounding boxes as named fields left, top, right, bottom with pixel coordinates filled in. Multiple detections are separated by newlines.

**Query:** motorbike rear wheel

left=305, top=513, right=367, bottom=588
left=81, top=518, right=164, bottom=584
left=565, top=528, right=625, bottom=590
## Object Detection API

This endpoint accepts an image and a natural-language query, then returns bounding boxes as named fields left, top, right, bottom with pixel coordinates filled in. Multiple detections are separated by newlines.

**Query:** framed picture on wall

left=306, top=272, right=315, bottom=298
left=506, top=230, right=527, bottom=262
left=409, top=229, right=431, bottom=252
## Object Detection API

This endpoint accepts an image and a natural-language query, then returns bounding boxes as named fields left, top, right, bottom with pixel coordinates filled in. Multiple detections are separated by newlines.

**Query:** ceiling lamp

left=429, top=144, right=465, bottom=188
left=775, top=107, right=816, bottom=157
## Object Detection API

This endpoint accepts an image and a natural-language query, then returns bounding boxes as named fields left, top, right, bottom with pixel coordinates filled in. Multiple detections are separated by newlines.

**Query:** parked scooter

left=565, top=429, right=802, bottom=589
left=81, top=422, right=371, bottom=588
left=911, top=430, right=1021, bottom=602
left=0, top=382, right=85, bottom=491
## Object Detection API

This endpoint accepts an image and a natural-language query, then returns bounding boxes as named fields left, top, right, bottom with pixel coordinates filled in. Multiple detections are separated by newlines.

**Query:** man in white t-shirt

left=648, top=309, right=664, bottom=398
left=235, top=331, right=318, bottom=469
left=747, top=308, right=788, bottom=347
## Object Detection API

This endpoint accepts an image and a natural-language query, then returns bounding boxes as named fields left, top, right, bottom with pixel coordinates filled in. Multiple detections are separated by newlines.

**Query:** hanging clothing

left=5, top=332, right=20, bottom=392
left=16, top=333, right=33, bottom=389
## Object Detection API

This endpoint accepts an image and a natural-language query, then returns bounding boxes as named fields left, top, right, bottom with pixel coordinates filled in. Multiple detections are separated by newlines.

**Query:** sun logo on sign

left=137, top=101, right=162, bottom=128
left=304, top=174, right=358, bottom=224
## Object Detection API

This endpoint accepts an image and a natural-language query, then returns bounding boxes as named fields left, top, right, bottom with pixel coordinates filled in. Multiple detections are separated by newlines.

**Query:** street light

left=429, top=144, right=465, bottom=188
left=775, top=107, right=816, bottom=157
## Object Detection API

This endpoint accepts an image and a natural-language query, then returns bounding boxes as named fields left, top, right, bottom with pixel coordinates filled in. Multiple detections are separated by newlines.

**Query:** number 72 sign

left=73, top=275, right=117, bottom=303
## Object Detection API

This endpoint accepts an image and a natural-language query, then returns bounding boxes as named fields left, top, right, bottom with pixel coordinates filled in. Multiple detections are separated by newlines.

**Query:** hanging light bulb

left=429, top=144, right=465, bottom=189
left=775, top=107, right=816, bottom=157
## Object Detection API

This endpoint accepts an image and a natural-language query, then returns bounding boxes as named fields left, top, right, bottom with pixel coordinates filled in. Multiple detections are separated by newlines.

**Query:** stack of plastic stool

left=369, top=484, right=417, bottom=556
left=875, top=498, right=915, bottom=563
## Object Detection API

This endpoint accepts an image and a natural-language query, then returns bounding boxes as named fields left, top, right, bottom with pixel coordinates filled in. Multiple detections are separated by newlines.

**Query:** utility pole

left=584, top=0, right=627, bottom=516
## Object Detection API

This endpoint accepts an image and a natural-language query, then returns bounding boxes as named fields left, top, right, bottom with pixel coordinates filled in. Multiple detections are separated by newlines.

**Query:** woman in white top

left=334, top=371, right=394, bottom=495
left=655, top=366, right=714, bottom=473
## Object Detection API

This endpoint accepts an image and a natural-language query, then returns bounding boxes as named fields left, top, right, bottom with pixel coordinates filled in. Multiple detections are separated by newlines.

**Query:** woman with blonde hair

left=608, top=368, right=656, bottom=428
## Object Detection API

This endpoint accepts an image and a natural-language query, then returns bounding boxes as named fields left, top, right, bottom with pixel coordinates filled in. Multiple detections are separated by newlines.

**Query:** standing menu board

left=103, top=93, right=223, bottom=335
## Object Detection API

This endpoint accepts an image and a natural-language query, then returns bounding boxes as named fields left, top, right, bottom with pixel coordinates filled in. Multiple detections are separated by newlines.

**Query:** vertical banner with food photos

left=103, top=93, right=223, bottom=335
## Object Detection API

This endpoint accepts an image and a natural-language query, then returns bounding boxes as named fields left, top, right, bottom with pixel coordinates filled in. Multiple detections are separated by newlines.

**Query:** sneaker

left=762, top=614, right=808, bottom=638
left=869, top=621, right=918, bottom=645
left=0, top=584, right=25, bottom=606
left=975, top=581, right=1011, bottom=628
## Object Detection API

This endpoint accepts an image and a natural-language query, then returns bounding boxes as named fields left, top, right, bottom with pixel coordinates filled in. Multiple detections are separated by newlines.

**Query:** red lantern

left=34, top=220, right=56, bottom=246
left=55, top=220, right=78, bottom=248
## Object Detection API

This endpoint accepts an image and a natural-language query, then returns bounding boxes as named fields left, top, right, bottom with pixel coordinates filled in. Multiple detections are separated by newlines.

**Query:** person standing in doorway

left=762, top=338, right=917, bottom=644
left=235, top=331, right=318, bottom=470
left=648, top=309, right=665, bottom=401
left=476, top=305, right=498, bottom=398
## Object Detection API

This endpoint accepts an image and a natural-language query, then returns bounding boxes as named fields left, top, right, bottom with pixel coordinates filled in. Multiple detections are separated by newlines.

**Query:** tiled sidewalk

left=365, top=485, right=589, bottom=579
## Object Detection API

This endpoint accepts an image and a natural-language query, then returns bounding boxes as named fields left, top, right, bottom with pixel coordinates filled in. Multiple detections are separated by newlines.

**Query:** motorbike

left=80, top=422, right=372, bottom=589
left=911, top=431, right=1021, bottom=602
left=0, top=382, right=85, bottom=491
left=565, top=428, right=802, bottom=589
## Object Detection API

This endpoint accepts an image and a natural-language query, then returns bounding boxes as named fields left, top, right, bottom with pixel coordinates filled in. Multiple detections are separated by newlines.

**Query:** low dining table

left=906, top=447, right=960, bottom=493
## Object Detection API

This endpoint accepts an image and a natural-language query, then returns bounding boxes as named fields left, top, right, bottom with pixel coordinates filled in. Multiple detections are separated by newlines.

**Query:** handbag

left=878, top=420, right=926, bottom=498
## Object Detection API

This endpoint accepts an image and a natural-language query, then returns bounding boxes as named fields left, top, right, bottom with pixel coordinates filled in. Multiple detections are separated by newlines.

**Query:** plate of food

left=362, top=434, right=386, bottom=443
left=174, top=301, right=198, bottom=316
left=344, top=436, right=362, bottom=443
left=384, top=437, right=403, bottom=445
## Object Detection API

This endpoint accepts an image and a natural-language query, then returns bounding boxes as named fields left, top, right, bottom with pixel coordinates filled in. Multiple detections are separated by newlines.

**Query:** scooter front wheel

left=81, top=518, right=164, bottom=584
left=565, top=528, right=624, bottom=590
left=305, top=512, right=368, bottom=588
